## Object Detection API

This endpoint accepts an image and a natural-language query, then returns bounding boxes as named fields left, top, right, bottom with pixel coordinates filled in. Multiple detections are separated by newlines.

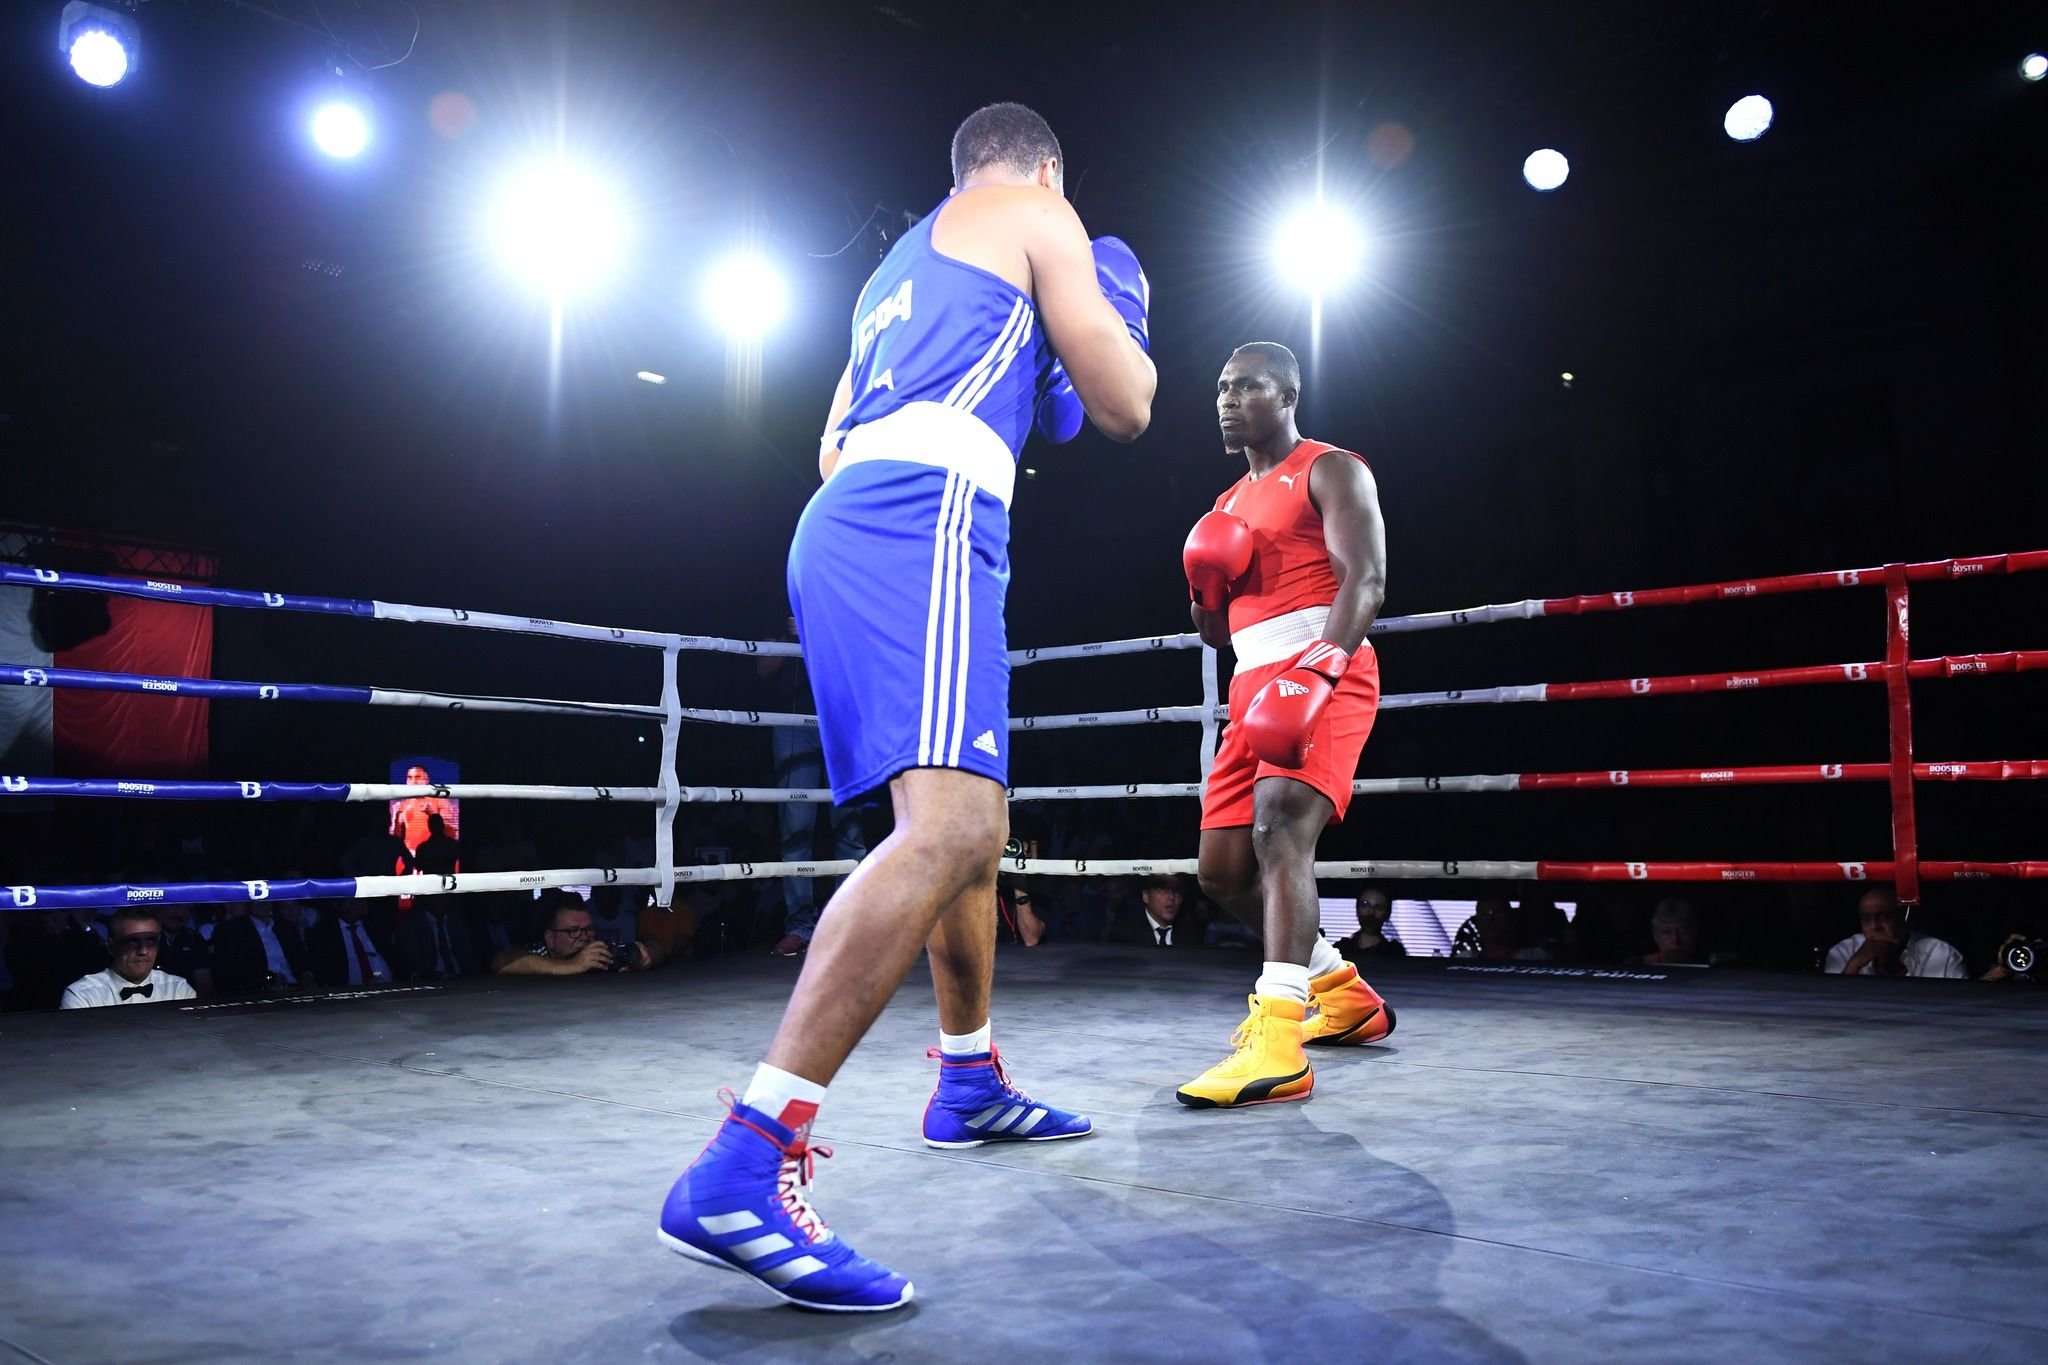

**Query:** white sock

left=1255, top=961, right=1312, bottom=1005
left=939, top=1020, right=992, bottom=1056
left=741, top=1062, right=827, bottom=1130
left=1308, top=935, right=1346, bottom=979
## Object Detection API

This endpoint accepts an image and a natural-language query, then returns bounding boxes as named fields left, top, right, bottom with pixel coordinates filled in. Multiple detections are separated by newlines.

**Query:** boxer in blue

left=659, top=103, right=1155, bottom=1311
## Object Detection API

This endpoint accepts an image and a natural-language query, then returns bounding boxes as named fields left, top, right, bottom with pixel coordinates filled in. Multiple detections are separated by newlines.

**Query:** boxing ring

left=5, top=552, right=2048, bottom=1365
left=4, top=548, right=2046, bottom=912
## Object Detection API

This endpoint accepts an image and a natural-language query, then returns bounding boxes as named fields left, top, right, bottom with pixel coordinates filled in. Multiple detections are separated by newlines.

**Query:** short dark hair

left=1231, top=342, right=1301, bottom=400
left=546, top=892, right=592, bottom=931
left=951, top=103, right=1062, bottom=188
left=108, top=907, right=159, bottom=937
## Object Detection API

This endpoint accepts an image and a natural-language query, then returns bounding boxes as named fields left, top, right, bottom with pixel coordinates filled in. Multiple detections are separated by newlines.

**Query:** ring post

left=1883, top=564, right=1921, bottom=907
left=654, top=642, right=682, bottom=908
left=1198, top=642, right=1220, bottom=794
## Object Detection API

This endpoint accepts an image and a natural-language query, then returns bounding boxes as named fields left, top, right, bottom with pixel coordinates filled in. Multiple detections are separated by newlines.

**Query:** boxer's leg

left=764, top=767, right=1003, bottom=1082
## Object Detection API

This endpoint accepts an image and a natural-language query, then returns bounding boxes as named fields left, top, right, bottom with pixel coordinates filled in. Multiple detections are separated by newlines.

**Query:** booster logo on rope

left=21, top=669, right=49, bottom=686
left=7, top=886, right=37, bottom=907
left=3, top=776, right=30, bottom=792
left=243, top=881, right=270, bottom=900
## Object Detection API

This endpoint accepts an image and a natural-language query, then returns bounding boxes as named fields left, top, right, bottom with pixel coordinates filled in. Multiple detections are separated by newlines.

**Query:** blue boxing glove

left=1035, top=362, right=1084, bottom=443
left=1091, top=235, right=1150, bottom=352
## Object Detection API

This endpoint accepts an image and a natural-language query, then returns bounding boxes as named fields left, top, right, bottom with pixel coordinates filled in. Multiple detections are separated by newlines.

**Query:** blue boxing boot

left=921, top=1047, right=1094, bottom=1149
left=659, top=1094, right=912, bottom=1313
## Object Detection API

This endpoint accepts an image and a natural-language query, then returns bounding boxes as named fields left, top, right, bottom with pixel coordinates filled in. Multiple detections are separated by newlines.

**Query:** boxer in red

left=1177, top=341, right=1394, bottom=1108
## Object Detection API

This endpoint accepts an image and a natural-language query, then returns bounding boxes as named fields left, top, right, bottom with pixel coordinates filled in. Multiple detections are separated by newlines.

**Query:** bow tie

left=119, top=983, right=154, bottom=1000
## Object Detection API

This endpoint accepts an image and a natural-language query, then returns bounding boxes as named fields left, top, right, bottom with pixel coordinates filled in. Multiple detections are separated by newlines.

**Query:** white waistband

left=834, top=402, right=1017, bottom=510
left=1231, top=605, right=1375, bottom=670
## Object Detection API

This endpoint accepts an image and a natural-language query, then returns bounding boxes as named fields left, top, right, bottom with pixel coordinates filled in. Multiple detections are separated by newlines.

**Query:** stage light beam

left=1523, top=149, right=1570, bottom=192
left=1272, top=201, right=1366, bottom=295
left=490, top=164, right=627, bottom=297
left=703, top=252, right=790, bottom=339
left=310, top=102, right=370, bottom=160
left=1724, top=94, right=1774, bottom=142
left=60, top=3, right=136, bottom=88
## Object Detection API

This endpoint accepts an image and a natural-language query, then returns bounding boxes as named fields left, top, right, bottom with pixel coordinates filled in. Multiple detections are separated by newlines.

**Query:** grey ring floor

left=2, top=947, right=2044, bottom=1363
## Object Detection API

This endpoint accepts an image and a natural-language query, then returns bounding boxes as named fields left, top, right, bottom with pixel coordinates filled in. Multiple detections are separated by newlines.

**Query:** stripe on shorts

left=920, top=471, right=978, bottom=768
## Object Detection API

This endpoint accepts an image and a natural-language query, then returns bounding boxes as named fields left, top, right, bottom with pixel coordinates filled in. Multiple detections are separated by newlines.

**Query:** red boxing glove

left=1242, top=641, right=1352, bottom=768
left=1183, top=510, right=1253, bottom=613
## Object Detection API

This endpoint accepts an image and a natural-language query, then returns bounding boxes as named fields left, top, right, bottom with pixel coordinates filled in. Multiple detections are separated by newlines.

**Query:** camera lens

left=1004, top=836, right=1024, bottom=860
left=2004, top=940, right=2038, bottom=976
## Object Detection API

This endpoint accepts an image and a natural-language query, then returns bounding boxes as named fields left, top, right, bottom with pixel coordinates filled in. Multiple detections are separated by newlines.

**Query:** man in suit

left=395, top=897, right=478, bottom=980
left=211, top=903, right=316, bottom=994
left=1103, top=875, right=1207, bottom=948
left=309, top=899, right=402, bottom=987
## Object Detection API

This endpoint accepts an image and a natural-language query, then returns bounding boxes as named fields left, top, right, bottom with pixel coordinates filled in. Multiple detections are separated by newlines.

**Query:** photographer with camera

left=492, top=892, right=664, bottom=977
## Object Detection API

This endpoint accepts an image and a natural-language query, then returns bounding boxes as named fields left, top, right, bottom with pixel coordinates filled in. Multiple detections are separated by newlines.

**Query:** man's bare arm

left=1309, top=454, right=1388, bottom=652
left=1022, top=196, right=1154, bottom=441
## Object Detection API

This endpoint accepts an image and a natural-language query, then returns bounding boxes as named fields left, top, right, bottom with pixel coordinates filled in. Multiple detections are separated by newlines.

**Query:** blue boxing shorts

left=787, top=459, right=1011, bottom=805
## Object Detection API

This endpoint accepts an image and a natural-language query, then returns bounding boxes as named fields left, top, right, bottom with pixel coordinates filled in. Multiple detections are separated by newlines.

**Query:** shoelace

left=718, top=1088, right=834, bottom=1244
left=926, top=1045, right=1036, bottom=1105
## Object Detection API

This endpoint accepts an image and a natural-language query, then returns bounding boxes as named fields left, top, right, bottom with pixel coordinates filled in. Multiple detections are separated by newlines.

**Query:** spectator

left=1336, top=885, right=1406, bottom=959
left=211, top=902, right=315, bottom=994
left=310, top=900, right=401, bottom=987
left=155, top=903, right=213, bottom=996
left=69, top=907, right=108, bottom=944
left=493, top=892, right=663, bottom=976
left=1452, top=896, right=1520, bottom=962
left=468, top=896, right=531, bottom=960
left=1572, top=899, right=1650, bottom=965
left=412, top=812, right=460, bottom=878
left=1825, top=886, right=1967, bottom=979
left=1104, top=875, right=1205, bottom=948
left=1635, top=898, right=1708, bottom=966
left=59, top=909, right=195, bottom=1008
left=758, top=615, right=867, bottom=957
left=395, top=897, right=477, bottom=980
left=1516, top=896, right=1569, bottom=962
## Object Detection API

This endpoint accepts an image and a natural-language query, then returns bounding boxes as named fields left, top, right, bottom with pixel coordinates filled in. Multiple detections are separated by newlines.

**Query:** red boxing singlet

left=1213, top=439, right=1368, bottom=636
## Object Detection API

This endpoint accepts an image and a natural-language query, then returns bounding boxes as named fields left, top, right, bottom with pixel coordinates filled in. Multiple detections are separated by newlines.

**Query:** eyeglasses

left=546, top=924, right=597, bottom=939
left=114, top=934, right=162, bottom=950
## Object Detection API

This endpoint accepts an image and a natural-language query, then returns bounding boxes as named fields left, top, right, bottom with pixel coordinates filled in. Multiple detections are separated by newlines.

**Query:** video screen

left=388, top=755, right=460, bottom=875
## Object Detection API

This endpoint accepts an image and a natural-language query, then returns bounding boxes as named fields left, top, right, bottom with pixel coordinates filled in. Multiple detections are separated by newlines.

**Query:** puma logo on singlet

left=1278, top=473, right=1298, bottom=489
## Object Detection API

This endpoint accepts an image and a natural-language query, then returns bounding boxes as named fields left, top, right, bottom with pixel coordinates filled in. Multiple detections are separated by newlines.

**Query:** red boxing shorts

left=1200, top=646, right=1380, bottom=829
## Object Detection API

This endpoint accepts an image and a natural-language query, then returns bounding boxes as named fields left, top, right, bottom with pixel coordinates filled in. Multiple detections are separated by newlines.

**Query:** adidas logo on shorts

left=1276, top=680, right=1310, bottom=697
left=973, top=730, right=1000, bottom=757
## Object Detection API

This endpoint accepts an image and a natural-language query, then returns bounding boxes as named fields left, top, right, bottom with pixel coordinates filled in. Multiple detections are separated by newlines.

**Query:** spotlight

left=635, top=370, right=667, bottom=385
left=1523, top=148, right=1570, bottom=192
left=703, top=252, right=789, bottom=339
left=2023, top=54, right=2047, bottom=83
left=490, top=163, right=627, bottom=297
left=310, top=102, right=370, bottom=160
left=1272, top=201, right=1365, bottom=295
left=1724, top=94, right=1774, bottom=142
left=59, top=2, right=136, bottom=88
